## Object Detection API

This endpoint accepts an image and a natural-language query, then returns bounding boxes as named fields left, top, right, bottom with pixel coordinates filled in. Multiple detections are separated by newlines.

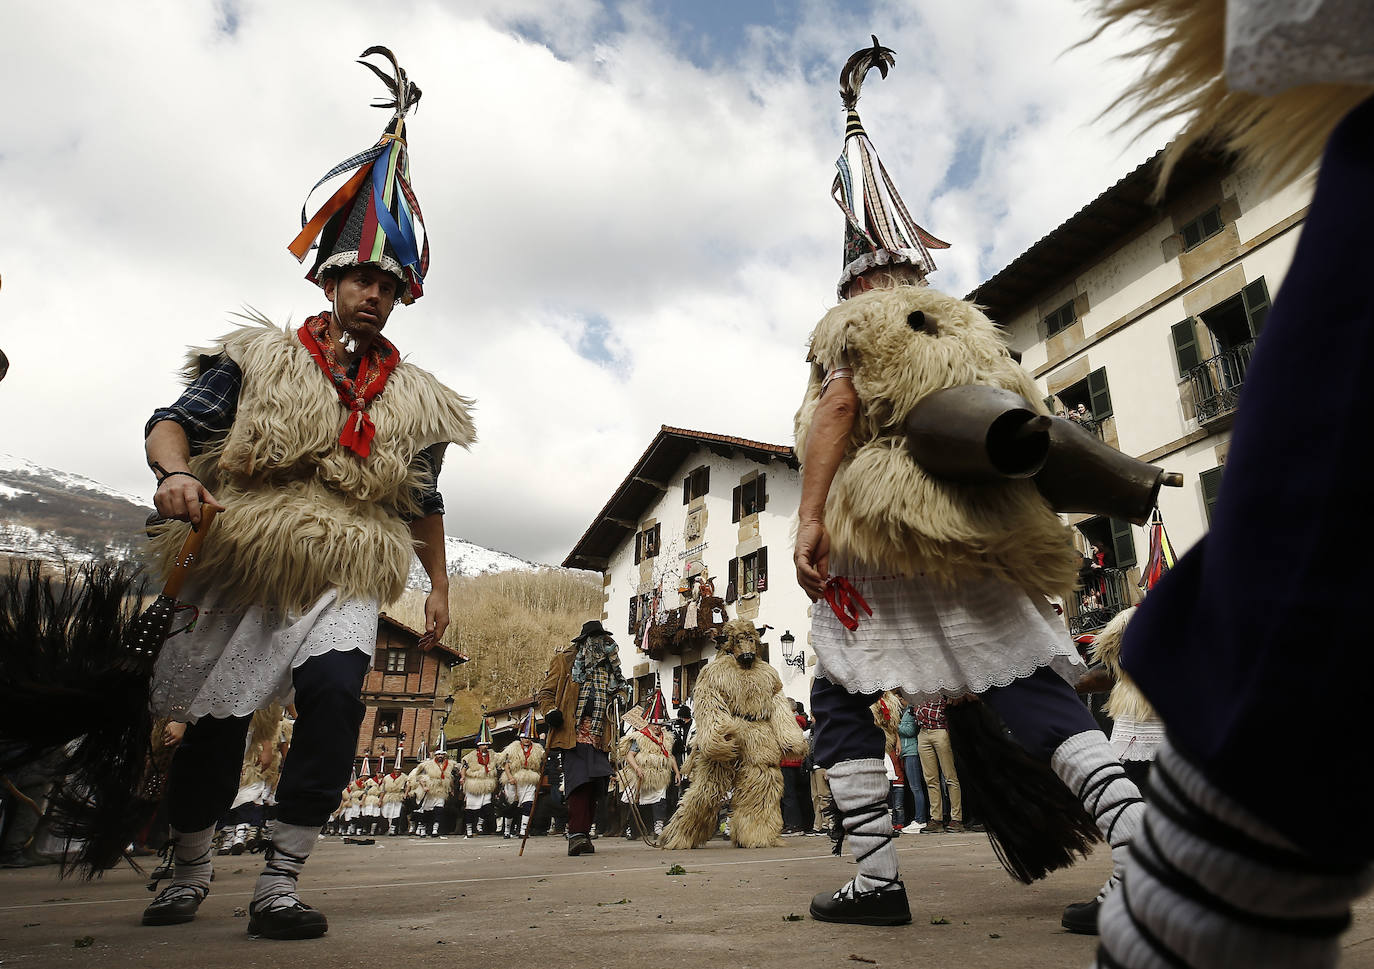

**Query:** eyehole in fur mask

left=907, top=310, right=937, bottom=336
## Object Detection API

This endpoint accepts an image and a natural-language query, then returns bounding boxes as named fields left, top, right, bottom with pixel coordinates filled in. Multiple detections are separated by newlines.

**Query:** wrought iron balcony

left=1067, top=567, right=1135, bottom=635
left=1065, top=414, right=1106, bottom=441
left=1187, top=340, right=1255, bottom=424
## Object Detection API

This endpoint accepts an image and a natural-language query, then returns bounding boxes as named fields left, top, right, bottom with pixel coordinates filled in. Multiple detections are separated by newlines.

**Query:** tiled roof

left=563, top=425, right=797, bottom=571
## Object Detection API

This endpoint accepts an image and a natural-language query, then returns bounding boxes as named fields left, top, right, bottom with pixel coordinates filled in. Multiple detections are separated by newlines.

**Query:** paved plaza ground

left=4, top=830, right=1374, bottom=968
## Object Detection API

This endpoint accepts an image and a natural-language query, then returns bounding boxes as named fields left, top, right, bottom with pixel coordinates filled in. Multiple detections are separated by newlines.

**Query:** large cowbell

left=904, top=386, right=1183, bottom=525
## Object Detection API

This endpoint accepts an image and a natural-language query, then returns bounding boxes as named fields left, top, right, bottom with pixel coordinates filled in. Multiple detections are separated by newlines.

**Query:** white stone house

left=969, top=144, right=1311, bottom=632
left=563, top=426, right=816, bottom=712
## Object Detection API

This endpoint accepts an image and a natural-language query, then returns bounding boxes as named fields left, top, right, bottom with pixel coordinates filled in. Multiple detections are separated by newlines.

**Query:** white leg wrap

left=1096, top=741, right=1374, bottom=969
left=252, top=822, right=316, bottom=914
left=1052, top=730, right=1145, bottom=887
left=159, top=825, right=214, bottom=900
left=827, top=758, right=901, bottom=894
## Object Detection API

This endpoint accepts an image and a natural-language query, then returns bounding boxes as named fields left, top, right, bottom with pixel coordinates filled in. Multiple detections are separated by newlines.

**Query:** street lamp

left=780, top=629, right=805, bottom=670
left=438, top=694, right=454, bottom=748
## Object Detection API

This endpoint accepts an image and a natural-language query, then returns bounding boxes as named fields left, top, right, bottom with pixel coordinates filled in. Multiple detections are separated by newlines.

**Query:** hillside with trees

left=385, top=568, right=602, bottom=739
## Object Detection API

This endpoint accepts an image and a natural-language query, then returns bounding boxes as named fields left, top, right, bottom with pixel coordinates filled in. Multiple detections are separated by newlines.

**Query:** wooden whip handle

left=161, top=507, right=218, bottom=601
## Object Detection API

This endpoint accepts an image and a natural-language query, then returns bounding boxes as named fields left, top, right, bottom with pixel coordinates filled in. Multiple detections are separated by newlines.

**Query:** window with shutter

left=757, top=546, right=768, bottom=591
left=1043, top=300, right=1077, bottom=337
left=406, top=647, right=421, bottom=674
left=1200, top=466, right=1225, bottom=524
left=725, top=557, right=739, bottom=603
left=738, top=474, right=766, bottom=517
left=682, top=466, right=710, bottom=502
left=1109, top=517, right=1136, bottom=569
left=1180, top=206, right=1224, bottom=251
left=1171, top=320, right=1201, bottom=375
left=628, top=596, right=638, bottom=635
left=732, top=485, right=741, bottom=523
left=1087, top=367, right=1113, bottom=419
left=1242, top=278, right=1270, bottom=336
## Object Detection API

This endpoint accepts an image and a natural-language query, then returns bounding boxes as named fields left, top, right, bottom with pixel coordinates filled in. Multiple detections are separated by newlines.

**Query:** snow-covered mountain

left=1, top=451, right=552, bottom=587
left=0, top=452, right=149, bottom=564
left=405, top=535, right=545, bottom=588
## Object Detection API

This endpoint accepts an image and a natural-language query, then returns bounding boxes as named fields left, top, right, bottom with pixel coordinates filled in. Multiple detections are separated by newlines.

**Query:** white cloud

left=0, top=0, right=1169, bottom=567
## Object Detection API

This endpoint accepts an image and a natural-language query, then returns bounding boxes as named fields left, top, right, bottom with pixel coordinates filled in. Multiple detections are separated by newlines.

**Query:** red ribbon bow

left=823, top=576, right=872, bottom=631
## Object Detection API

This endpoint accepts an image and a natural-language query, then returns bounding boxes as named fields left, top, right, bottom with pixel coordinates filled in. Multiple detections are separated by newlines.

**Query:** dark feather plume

left=358, top=46, right=421, bottom=117
left=0, top=560, right=164, bottom=878
left=946, top=700, right=1101, bottom=884
left=840, top=35, right=896, bottom=110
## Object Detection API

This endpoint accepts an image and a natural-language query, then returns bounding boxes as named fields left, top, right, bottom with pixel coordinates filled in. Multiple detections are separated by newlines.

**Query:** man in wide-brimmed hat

left=537, top=620, right=631, bottom=856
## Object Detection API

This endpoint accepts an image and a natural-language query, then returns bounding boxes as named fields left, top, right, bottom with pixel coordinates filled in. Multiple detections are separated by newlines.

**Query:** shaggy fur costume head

left=794, top=284, right=1079, bottom=598
left=659, top=619, right=807, bottom=850
left=1089, top=605, right=1156, bottom=723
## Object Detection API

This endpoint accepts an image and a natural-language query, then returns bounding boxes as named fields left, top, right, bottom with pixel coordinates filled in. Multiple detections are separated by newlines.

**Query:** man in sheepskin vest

left=380, top=760, right=409, bottom=836
left=498, top=712, right=546, bottom=839
left=361, top=770, right=384, bottom=836
left=616, top=691, right=679, bottom=838
left=413, top=750, right=454, bottom=838
left=219, top=705, right=290, bottom=854
left=791, top=40, right=1145, bottom=929
left=138, top=50, right=474, bottom=941
left=537, top=620, right=631, bottom=856
left=460, top=722, right=499, bottom=838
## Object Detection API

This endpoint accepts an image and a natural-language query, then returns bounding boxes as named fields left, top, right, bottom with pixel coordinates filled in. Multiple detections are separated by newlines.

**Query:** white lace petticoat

left=1109, top=715, right=1165, bottom=762
left=811, top=561, right=1083, bottom=701
left=150, top=584, right=378, bottom=722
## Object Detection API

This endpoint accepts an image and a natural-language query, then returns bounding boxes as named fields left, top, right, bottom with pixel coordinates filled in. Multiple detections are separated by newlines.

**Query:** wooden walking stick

left=518, top=757, right=550, bottom=857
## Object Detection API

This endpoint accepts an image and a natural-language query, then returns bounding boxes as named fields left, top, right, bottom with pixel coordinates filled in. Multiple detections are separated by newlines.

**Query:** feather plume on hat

left=288, top=47, right=430, bottom=303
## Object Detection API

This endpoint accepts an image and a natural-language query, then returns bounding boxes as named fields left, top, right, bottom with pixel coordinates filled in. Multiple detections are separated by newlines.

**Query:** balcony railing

left=1065, top=414, right=1106, bottom=441
left=1187, top=340, right=1255, bottom=424
left=1066, top=567, right=1135, bottom=635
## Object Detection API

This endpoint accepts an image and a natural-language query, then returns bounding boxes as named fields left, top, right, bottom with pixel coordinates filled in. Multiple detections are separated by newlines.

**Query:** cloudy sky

left=0, top=0, right=1169, bottom=567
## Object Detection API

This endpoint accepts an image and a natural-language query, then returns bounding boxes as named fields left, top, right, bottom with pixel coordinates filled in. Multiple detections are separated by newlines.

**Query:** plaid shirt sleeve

left=405, top=443, right=446, bottom=521
left=144, top=355, right=241, bottom=454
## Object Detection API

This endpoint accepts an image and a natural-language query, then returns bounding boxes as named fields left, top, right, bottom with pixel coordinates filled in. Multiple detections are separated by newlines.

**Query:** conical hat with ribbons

left=476, top=718, right=494, bottom=747
left=519, top=709, right=538, bottom=740
left=832, top=36, right=950, bottom=299
left=288, top=47, right=429, bottom=304
left=643, top=688, right=669, bottom=724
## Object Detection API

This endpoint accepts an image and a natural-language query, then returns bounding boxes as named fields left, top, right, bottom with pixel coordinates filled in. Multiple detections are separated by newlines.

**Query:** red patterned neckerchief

left=297, top=312, right=400, bottom=458
left=476, top=749, right=491, bottom=768
left=520, top=741, right=535, bottom=765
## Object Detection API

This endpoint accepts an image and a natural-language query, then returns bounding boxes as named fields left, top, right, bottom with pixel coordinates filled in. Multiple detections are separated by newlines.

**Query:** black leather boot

left=142, top=884, right=209, bottom=926
left=809, top=879, right=912, bottom=926
left=247, top=898, right=329, bottom=940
